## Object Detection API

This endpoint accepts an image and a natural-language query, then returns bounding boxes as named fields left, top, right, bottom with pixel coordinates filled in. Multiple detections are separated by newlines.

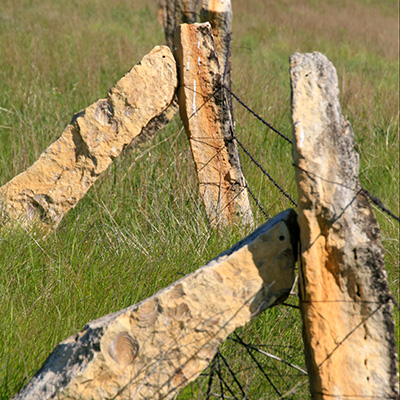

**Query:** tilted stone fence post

left=0, top=46, right=177, bottom=230
left=13, top=209, right=299, bottom=400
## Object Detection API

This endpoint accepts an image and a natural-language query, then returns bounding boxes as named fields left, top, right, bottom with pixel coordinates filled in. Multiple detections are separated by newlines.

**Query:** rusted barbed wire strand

left=217, top=351, right=247, bottom=398
left=228, top=336, right=308, bottom=376
left=234, top=135, right=297, bottom=206
left=215, top=352, right=237, bottom=400
left=245, top=183, right=270, bottom=220
left=361, top=188, right=400, bottom=223
left=223, top=84, right=292, bottom=144
left=233, top=333, right=282, bottom=397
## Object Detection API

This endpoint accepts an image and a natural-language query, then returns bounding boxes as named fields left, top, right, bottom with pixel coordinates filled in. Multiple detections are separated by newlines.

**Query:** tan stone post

left=0, top=46, right=177, bottom=230
left=133, top=0, right=199, bottom=149
left=290, top=52, right=398, bottom=399
left=175, top=23, right=253, bottom=227
left=13, top=209, right=298, bottom=400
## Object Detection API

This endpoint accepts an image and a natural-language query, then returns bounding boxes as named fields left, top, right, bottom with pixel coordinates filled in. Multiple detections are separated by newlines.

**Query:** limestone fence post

left=131, top=0, right=199, bottom=148
left=13, top=209, right=298, bottom=400
left=290, top=51, right=398, bottom=399
left=158, top=0, right=199, bottom=49
left=175, top=22, right=253, bottom=228
left=0, top=46, right=177, bottom=230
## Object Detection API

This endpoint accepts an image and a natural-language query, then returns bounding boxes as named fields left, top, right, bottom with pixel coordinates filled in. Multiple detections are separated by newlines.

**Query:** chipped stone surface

left=175, top=23, right=253, bottom=228
left=158, top=0, right=198, bottom=49
left=200, top=0, right=232, bottom=81
left=0, top=46, right=177, bottom=230
left=290, top=52, right=398, bottom=399
left=13, top=209, right=298, bottom=400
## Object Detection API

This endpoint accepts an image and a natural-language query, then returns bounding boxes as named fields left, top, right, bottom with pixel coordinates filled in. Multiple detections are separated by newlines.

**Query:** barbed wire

left=361, top=188, right=400, bottom=223
left=233, top=134, right=297, bottom=207
left=244, top=183, right=270, bottom=220
left=177, top=75, right=398, bottom=399
left=223, top=85, right=400, bottom=224
left=224, top=84, right=293, bottom=144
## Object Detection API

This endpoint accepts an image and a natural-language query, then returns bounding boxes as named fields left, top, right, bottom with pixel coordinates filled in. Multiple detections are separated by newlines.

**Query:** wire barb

left=361, top=187, right=400, bottom=223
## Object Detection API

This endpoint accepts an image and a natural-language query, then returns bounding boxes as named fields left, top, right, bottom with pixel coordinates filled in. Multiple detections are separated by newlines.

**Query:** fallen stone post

left=290, top=52, right=398, bottom=399
left=13, top=209, right=299, bottom=400
left=175, top=22, right=253, bottom=228
left=0, top=46, right=177, bottom=230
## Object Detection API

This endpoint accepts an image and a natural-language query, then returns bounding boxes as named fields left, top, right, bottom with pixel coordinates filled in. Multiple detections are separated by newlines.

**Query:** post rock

left=13, top=209, right=299, bottom=400
left=0, top=46, right=177, bottom=230
left=290, top=51, right=398, bottom=399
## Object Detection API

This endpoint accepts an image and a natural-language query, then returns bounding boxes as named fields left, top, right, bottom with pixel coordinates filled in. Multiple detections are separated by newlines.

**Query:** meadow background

left=0, top=0, right=398, bottom=398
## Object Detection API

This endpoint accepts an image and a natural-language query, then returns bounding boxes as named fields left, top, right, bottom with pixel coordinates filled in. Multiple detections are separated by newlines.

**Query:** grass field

left=0, top=0, right=398, bottom=398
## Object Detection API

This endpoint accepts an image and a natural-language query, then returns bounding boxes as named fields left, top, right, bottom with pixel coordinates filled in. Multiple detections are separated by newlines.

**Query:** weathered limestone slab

left=158, top=0, right=199, bottom=49
left=13, top=209, right=299, bottom=400
left=0, top=46, right=177, bottom=230
left=175, top=23, right=253, bottom=227
left=290, top=52, right=398, bottom=399
left=200, top=0, right=232, bottom=82
left=133, top=1, right=199, bottom=151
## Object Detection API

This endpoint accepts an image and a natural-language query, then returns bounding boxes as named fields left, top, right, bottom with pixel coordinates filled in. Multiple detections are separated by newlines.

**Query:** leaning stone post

left=175, top=23, right=253, bottom=227
left=290, top=52, right=398, bottom=399
left=0, top=46, right=177, bottom=230
left=13, top=209, right=298, bottom=400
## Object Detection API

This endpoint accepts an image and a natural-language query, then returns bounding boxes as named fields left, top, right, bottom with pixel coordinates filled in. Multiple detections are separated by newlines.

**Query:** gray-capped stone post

left=290, top=51, right=398, bottom=399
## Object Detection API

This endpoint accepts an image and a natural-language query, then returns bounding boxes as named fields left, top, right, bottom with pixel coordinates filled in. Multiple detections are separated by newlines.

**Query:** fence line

left=177, top=79, right=398, bottom=399
left=222, top=84, right=400, bottom=224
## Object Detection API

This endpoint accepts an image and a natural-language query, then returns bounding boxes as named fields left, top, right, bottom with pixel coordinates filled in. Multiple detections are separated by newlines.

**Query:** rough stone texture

left=158, top=0, right=199, bottom=49
left=290, top=52, right=398, bottom=399
left=131, top=1, right=200, bottom=152
left=128, top=97, right=178, bottom=149
left=0, top=46, right=177, bottom=230
left=13, top=209, right=299, bottom=400
left=200, top=0, right=232, bottom=83
left=175, top=23, right=253, bottom=227
left=200, top=0, right=238, bottom=208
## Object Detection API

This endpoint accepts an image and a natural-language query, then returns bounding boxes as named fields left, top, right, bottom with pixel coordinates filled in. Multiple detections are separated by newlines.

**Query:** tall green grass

left=0, top=0, right=398, bottom=398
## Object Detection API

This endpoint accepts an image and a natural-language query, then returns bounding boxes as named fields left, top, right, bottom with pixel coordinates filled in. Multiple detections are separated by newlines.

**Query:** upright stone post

left=290, top=52, right=398, bottom=399
left=175, top=23, right=253, bottom=228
